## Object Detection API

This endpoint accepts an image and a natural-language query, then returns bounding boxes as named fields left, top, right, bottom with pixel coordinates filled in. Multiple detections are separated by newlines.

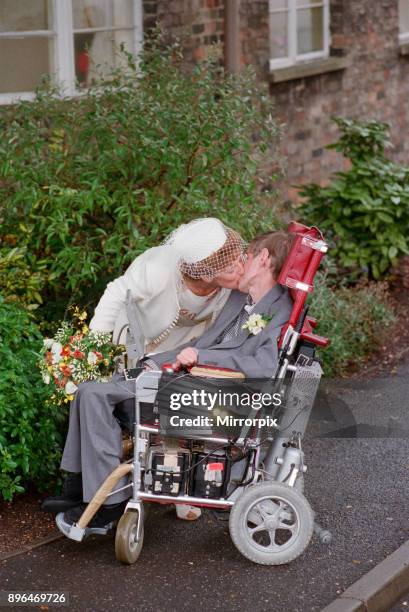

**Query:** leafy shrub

left=0, top=39, right=281, bottom=328
left=310, top=275, right=395, bottom=376
left=0, top=296, right=66, bottom=501
left=0, top=247, right=46, bottom=310
left=298, top=118, right=409, bottom=279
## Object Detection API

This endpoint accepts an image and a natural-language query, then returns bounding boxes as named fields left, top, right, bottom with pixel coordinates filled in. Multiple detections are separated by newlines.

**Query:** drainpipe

left=224, top=0, right=241, bottom=73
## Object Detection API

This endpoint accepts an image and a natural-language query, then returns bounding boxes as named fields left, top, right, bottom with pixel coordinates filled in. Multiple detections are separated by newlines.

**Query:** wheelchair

left=57, top=221, right=332, bottom=566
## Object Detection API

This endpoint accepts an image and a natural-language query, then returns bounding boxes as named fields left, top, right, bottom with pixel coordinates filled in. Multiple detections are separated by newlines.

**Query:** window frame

left=0, top=0, right=143, bottom=105
left=399, top=0, right=409, bottom=44
left=269, top=0, right=330, bottom=71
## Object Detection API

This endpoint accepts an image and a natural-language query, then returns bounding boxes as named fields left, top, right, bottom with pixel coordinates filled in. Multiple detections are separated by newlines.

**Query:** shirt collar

left=243, top=294, right=255, bottom=313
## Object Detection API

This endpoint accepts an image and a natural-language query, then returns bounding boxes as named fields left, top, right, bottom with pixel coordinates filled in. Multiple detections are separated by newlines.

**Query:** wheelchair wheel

left=115, top=510, right=144, bottom=565
left=229, top=481, right=313, bottom=565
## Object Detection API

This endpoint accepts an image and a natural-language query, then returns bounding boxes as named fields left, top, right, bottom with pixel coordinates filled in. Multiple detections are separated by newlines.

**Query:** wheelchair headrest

left=278, top=222, right=328, bottom=296
left=278, top=221, right=329, bottom=348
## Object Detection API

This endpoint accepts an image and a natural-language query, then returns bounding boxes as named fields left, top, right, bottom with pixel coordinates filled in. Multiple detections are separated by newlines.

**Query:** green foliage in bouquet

left=298, top=118, right=409, bottom=279
left=309, top=274, right=395, bottom=376
left=0, top=296, right=66, bottom=501
left=0, top=36, right=282, bottom=326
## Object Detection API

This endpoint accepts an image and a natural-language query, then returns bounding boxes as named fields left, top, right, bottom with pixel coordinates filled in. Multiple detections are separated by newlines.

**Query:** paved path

left=1, top=366, right=408, bottom=612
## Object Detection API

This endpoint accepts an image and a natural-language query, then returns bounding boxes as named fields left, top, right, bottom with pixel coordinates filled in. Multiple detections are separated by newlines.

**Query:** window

left=0, top=0, right=143, bottom=105
left=269, top=0, right=330, bottom=70
left=399, top=0, right=409, bottom=43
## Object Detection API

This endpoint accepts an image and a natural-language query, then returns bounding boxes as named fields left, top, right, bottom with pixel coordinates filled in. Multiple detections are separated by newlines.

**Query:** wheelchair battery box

left=146, top=446, right=189, bottom=496
left=189, top=452, right=231, bottom=499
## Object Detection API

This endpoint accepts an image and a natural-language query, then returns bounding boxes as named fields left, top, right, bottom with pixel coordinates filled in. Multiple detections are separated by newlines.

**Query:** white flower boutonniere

left=242, top=313, right=273, bottom=336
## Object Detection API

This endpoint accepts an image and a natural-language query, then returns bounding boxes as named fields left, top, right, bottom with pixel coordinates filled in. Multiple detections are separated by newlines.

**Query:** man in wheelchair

left=43, top=231, right=294, bottom=532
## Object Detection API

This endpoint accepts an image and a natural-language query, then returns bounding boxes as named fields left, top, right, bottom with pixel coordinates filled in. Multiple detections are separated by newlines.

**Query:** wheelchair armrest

left=161, top=362, right=245, bottom=379
left=190, top=365, right=245, bottom=379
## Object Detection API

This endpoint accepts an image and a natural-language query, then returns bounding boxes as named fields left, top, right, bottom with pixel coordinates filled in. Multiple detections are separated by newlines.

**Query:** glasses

left=221, top=251, right=248, bottom=274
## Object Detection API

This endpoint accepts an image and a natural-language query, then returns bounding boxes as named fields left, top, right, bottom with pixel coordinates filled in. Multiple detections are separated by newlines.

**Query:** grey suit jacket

left=152, top=284, right=293, bottom=378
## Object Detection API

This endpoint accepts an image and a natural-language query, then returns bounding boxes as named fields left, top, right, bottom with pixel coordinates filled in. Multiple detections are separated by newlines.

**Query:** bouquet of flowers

left=39, top=307, right=125, bottom=405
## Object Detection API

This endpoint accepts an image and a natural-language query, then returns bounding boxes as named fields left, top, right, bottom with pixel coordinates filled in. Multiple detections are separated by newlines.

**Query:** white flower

left=43, top=338, right=54, bottom=349
left=65, top=381, right=78, bottom=395
left=249, top=314, right=263, bottom=326
left=51, top=341, right=63, bottom=364
left=87, top=351, right=98, bottom=365
left=242, top=313, right=271, bottom=336
left=42, top=372, right=51, bottom=384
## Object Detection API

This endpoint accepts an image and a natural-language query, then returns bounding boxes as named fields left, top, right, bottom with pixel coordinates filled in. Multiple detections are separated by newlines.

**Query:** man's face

left=238, top=249, right=268, bottom=292
left=203, top=253, right=246, bottom=289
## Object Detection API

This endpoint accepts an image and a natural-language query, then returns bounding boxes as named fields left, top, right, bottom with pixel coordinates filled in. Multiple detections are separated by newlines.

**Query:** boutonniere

left=242, top=313, right=273, bottom=336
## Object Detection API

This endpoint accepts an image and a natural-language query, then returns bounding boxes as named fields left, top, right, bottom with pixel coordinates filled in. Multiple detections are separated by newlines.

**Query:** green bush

left=0, top=296, right=66, bottom=501
left=0, top=39, right=281, bottom=328
left=298, top=118, right=409, bottom=280
left=0, top=247, right=46, bottom=310
left=310, top=274, right=395, bottom=376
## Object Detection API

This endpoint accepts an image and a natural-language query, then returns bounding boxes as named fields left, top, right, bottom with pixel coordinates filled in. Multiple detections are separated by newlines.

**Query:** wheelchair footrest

left=56, top=513, right=117, bottom=542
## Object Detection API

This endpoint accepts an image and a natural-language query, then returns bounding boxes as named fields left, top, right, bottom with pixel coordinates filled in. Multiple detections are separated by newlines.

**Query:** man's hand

left=172, top=347, right=198, bottom=369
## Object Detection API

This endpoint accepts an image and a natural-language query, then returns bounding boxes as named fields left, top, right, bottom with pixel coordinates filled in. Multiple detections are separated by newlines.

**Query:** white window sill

left=0, top=89, right=86, bottom=106
left=399, top=41, right=409, bottom=56
left=0, top=80, right=124, bottom=106
left=269, top=56, right=350, bottom=83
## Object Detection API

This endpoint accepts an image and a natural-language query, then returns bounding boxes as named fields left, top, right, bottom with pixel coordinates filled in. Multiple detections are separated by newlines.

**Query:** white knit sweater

left=89, top=244, right=230, bottom=353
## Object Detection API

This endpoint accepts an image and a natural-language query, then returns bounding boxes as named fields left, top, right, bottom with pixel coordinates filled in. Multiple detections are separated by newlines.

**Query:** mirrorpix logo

left=167, top=388, right=282, bottom=429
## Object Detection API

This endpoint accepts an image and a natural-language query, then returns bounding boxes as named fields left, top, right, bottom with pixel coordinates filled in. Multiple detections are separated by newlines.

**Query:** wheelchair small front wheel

left=229, top=481, right=313, bottom=565
left=115, top=510, right=144, bottom=565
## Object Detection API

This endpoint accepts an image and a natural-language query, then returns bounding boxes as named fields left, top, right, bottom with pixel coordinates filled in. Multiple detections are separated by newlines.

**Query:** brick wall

left=268, top=0, right=409, bottom=201
left=143, top=0, right=409, bottom=203
left=143, top=0, right=225, bottom=64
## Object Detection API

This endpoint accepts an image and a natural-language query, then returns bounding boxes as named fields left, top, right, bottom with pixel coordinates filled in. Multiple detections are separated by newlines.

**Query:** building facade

left=143, top=0, right=409, bottom=201
left=1, top=0, right=408, bottom=202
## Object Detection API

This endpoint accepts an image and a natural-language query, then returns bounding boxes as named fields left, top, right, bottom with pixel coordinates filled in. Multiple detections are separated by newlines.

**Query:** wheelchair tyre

left=115, top=510, right=144, bottom=565
left=229, top=481, right=313, bottom=565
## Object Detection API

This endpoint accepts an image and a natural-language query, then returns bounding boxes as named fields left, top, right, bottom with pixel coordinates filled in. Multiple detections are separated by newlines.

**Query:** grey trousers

left=60, top=373, right=137, bottom=504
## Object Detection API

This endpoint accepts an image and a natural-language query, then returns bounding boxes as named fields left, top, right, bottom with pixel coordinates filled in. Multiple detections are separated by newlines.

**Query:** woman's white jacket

left=89, top=245, right=230, bottom=352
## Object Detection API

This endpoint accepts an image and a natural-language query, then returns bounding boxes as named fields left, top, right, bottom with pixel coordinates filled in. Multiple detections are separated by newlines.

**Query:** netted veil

left=162, top=218, right=246, bottom=279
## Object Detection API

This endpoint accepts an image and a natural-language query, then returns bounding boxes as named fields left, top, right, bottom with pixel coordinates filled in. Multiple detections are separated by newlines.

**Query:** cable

left=277, top=404, right=311, bottom=433
left=115, top=324, right=129, bottom=345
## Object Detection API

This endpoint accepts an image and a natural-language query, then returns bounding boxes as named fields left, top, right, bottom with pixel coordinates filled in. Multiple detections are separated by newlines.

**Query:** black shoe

left=41, top=473, right=83, bottom=514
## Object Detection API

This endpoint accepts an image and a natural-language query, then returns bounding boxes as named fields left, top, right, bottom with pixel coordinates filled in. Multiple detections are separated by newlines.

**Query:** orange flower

left=60, top=345, right=71, bottom=357
left=73, top=349, right=85, bottom=359
left=58, top=363, right=72, bottom=376
left=54, top=376, right=67, bottom=388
